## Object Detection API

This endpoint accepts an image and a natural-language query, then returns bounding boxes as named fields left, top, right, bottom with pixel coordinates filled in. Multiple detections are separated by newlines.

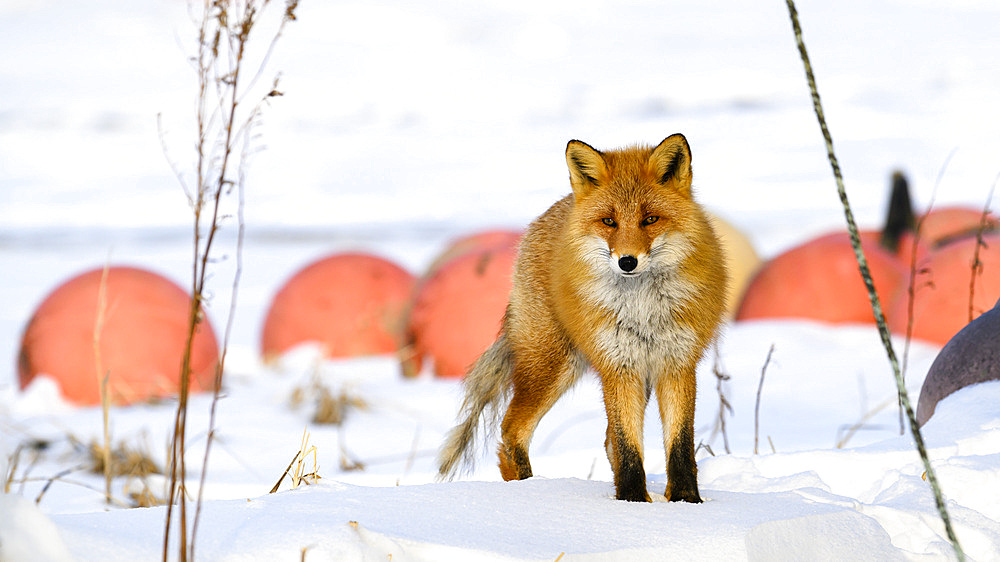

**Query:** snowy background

left=1, top=0, right=999, bottom=560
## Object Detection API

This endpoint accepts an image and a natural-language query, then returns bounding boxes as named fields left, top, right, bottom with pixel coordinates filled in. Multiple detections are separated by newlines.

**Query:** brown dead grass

left=290, top=375, right=368, bottom=426
left=86, top=439, right=161, bottom=478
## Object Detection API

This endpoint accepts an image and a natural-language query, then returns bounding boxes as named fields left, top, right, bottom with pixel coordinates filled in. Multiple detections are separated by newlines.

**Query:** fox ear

left=566, top=140, right=607, bottom=198
left=649, top=134, right=692, bottom=194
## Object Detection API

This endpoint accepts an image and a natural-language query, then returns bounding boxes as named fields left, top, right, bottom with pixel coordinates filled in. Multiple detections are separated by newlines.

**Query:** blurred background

left=2, top=0, right=999, bottom=386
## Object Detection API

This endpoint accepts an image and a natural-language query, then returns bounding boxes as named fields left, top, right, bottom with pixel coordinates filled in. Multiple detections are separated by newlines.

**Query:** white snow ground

left=2, top=0, right=999, bottom=560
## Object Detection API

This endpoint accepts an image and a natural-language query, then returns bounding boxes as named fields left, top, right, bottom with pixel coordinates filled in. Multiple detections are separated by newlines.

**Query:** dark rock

left=916, top=297, right=1000, bottom=426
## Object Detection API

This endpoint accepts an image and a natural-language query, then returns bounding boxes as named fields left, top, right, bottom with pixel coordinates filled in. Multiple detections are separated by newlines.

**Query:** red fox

left=437, top=135, right=728, bottom=502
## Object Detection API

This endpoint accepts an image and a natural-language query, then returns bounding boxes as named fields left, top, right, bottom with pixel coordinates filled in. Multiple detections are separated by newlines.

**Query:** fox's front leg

left=600, top=371, right=651, bottom=502
left=656, top=364, right=702, bottom=503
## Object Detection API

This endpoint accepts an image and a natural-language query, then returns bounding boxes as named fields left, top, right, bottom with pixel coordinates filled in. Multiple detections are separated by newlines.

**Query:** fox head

left=565, top=134, right=704, bottom=277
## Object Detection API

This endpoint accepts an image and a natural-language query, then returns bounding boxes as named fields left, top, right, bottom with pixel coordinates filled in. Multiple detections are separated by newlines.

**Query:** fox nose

left=618, top=255, right=638, bottom=273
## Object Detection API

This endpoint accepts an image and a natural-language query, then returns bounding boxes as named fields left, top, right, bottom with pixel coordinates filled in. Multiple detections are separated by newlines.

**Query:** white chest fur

left=583, top=267, right=700, bottom=376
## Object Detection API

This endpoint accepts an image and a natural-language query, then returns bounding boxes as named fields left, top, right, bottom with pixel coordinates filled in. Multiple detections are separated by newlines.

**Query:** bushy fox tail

left=437, top=333, right=514, bottom=481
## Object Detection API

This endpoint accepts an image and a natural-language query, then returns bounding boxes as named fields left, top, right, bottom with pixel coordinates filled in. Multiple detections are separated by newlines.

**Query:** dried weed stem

left=161, top=1, right=298, bottom=561
left=753, top=345, right=775, bottom=455
left=783, top=1, right=964, bottom=558
left=968, top=178, right=997, bottom=322
left=93, top=261, right=114, bottom=504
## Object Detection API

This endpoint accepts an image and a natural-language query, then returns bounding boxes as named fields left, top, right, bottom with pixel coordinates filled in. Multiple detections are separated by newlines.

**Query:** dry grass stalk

left=290, top=428, right=321, bottom=488
left=338, top=423, right=366, bottom=473
left=3, top=436, right=159, bottom=507
left=898, top=154, right=956, bottom=433
left=753, top=345, right=775, bottom=455
left=93, top=261, right=114, bottom=505
left=709, top=343, right=733, bottom=454
left=6, top=434, right=163, bottom=508
left=968, top=180, right=997, bottom=322
left=2, top=454, right=15, bottom=494
left=695, top=442, right=716, bottom=457
left=835, top=398, right=895, bottom=449
left=269, top=428, right=322, bottom=493
left=401, top=425, right=422, bottom=476
left=901, top=203, right=933, bottom=433
left=290, top=371, right=369, bottom=426
left=34, top=466, right=89, bottom=505
left=2, top=442, right=37, bottom=494
left=315, top=388, right=369, bottom=426
left=126, top=477, right=166, bottom=508
left=313, top=387, right=344, bottom=425
left=784, top=1, right=964, bottom=557
left=269, top=451, right=300, bottom=494
left=160, top=2, right=299, bottom=560
left=87, top=439, right=161, bottom=478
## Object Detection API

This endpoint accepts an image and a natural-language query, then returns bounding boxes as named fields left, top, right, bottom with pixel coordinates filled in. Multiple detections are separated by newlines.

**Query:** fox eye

left=601, top=218, right=617, bottom=227
left=642, top=216, right=659, bottom=226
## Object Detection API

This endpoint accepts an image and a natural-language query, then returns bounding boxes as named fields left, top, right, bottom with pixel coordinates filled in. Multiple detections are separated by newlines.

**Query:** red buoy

left=407, top=243, right=517, bottom=378
left=261, top=253, right=415, bottom=361
left=889, top=234, right=1000, bottom=345
left=18, top=266, right=219, bottom=406
left=736, top=232, right=907, bottom=325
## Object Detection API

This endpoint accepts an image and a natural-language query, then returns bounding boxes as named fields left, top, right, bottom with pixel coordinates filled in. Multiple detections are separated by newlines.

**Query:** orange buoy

left=424, top=229, right=522, bottom=278
left=407, top=243, right=516, bottom=378
left=260, top=253, right=415, bottom=361
left=18, top=266, right=218, bottom=406
left=919, top=206, right=998, bottom=249
left=735, top=232, right=907, bottom=325
left=888, top=234, right=1000, bottom=345
left=399, top=230, right=520, bottom=378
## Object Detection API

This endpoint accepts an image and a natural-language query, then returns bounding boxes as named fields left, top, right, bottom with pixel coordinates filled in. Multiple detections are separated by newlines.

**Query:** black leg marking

left=666, top=433, right=701, bottom=503
left=512, top=444, right=532, bottom=480
left=614, top=436, right=650, bottom=502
